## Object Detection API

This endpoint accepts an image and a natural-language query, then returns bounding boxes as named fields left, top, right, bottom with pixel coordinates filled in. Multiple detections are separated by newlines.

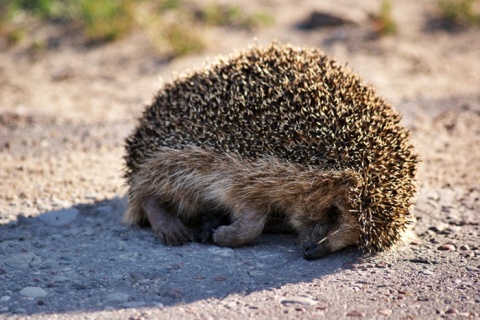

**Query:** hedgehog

left=124, top=42, right=418, bottom=260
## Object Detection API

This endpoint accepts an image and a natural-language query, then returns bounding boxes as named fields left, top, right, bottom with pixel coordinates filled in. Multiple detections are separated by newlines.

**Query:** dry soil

left=0, top=0, right=479, bottom=319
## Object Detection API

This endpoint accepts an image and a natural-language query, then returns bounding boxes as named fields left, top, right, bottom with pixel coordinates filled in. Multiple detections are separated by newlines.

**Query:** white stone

left=4, top=253, right=42, bottom=269
left=122, top=301, right=146, bottom=308
left=38, top=208, right=79, bottom=226
left=19, top=287, right=47, bottom=298
left=52, top=275, right=69, bottom=282
left=106, top=292, right=129, bottom=302
left=208, top=247, right=234, bottom=257
left=118, top=252, right=139, bottom=260
left=280, top=295, right=318, bottom=306
left=249, top=271, right=265, bottom=277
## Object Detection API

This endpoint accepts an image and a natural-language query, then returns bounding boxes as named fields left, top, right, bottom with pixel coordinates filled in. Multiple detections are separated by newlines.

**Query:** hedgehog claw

left=142, top=197, right=191, bottom=246
left=160, top=222, right=192, bottom=246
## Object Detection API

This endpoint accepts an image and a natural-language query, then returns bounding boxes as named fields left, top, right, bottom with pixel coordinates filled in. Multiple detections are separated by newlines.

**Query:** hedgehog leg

left=212, top=207, right=267, bottom=247
left=143, top=196, right=192, bottom=246
left=191, top=214, right=230, bottom=244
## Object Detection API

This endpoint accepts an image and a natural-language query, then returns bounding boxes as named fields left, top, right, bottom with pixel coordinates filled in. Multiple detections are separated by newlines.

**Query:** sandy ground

left=0, top=0, right=479, bottom=319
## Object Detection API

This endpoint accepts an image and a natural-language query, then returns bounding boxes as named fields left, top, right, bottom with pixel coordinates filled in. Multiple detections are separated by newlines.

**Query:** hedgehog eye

left=326, top=205, right=340, bottom=225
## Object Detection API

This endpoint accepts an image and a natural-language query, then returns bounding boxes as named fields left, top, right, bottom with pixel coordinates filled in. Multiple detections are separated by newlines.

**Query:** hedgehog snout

left=298, top=203, right=360, bottom=260
left=299, top=223, right=331, bottom=260
left=303, top=240, right=331, bottom=260
left=302, top=226, right=355, bottom=260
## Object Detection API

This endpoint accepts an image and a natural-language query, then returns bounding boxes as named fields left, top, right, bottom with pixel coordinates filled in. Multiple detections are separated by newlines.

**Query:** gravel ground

left=1, top=0, right=479, bottom=319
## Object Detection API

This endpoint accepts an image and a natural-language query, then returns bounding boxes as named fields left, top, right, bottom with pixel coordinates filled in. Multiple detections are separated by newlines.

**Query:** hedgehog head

left=288, top=169, right=362, bottom=259
left=298, top=205, right=360, bottom=260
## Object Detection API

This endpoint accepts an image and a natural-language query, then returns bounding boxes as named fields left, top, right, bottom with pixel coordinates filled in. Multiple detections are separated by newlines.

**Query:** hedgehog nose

left=303, top=242, right=329, bottom=260
left=303, top=242, right=315, bottom=253
left=303, top=242, right=317, bottom=260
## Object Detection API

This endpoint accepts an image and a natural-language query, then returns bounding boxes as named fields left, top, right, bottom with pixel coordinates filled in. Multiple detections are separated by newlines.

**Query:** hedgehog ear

left=325, top=205, right=340, bottom=225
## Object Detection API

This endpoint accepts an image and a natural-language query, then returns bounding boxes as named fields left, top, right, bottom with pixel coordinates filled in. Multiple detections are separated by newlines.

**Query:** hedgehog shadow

left=91, top=197, right=364, bottom=307
left=0, top=196, right=363, bottom=315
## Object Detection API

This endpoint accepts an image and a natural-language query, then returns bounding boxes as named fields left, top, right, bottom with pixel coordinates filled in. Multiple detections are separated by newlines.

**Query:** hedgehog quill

left=124, top=42, right=418, bottom=260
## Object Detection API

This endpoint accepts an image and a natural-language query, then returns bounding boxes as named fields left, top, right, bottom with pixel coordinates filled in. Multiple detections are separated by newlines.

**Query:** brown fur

left=125, top=146, right=361, bottom=258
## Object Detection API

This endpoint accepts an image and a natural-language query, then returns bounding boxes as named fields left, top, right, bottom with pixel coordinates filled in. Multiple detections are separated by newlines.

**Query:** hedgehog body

left=124, top=42, right=418, bottom=259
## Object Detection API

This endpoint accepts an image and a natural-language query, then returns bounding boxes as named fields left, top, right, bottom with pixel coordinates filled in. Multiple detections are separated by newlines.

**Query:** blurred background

left=1, top=0, right=479, bottom=55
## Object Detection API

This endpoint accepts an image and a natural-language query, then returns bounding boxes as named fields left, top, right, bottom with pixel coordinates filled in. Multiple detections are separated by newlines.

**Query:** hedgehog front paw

left=213, top=223, right=261, bottom=248
left=153, top=219, right=192, bottom=246
left=212, top=225, right=240, bottom=247
left=213, top=208, right=267, bottom=247
left=142, top=197, right=192, bottom=246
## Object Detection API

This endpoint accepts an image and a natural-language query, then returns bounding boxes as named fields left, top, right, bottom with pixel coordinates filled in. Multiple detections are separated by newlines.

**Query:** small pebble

left=465, top=266, right=479, bottom=272
left=459, top=245, right=470, bottom=251
left=106, top=292, right=129, bottom=302
left=421, top=269, right=434, bottom=275
left=85, top=194, right=101, bottom=200
left=429, top=223, right=448, bottom=233
left=458, top=312, right=471, bottom=317
left=214, top=275, right=226, bottom=281
left=208, top=247, right=234, bottom=257
left=224, top=301, right=237, bottom=309
left=377, top=308, right=392, bottom=317
left=249, top=271, right=265, bottom=277
left=375, top=262, right=388, bottom=268
left=19, top=286, right=47, bottom=298
left=4, top=253, right=42, bottom=269
left=438, top=244, right=456, bottom=251
left=254, top=252, right=284, bottom=260
left=14, top=308, right=26, bottom=314
left=0, top=307, right=8, bottom=313
left=280, top=295, right=317, bottom=306
left=445, top=307, right=458, bottom=314
left=346, top=310, right=366, bottom=317
left=122, top=301, right=146, bottom=308
left=52, top=275, right=69, bottom=283
left=50, top=197, right=71, bottom=208
left=0, top=296, right=11, bottom=302
left=118, top=252, right=139, bottom=260
left=37, top=208, right=79, bottom=226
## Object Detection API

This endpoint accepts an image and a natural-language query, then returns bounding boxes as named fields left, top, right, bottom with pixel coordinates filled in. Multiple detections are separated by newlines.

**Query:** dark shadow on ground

left=0, top=197, right=363, bottom=315
left=422, top=16, right=473, bottom=34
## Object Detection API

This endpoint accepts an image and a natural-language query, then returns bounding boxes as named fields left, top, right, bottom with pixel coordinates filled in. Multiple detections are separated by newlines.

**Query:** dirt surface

left=1, top=0, right=479, bottom=319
